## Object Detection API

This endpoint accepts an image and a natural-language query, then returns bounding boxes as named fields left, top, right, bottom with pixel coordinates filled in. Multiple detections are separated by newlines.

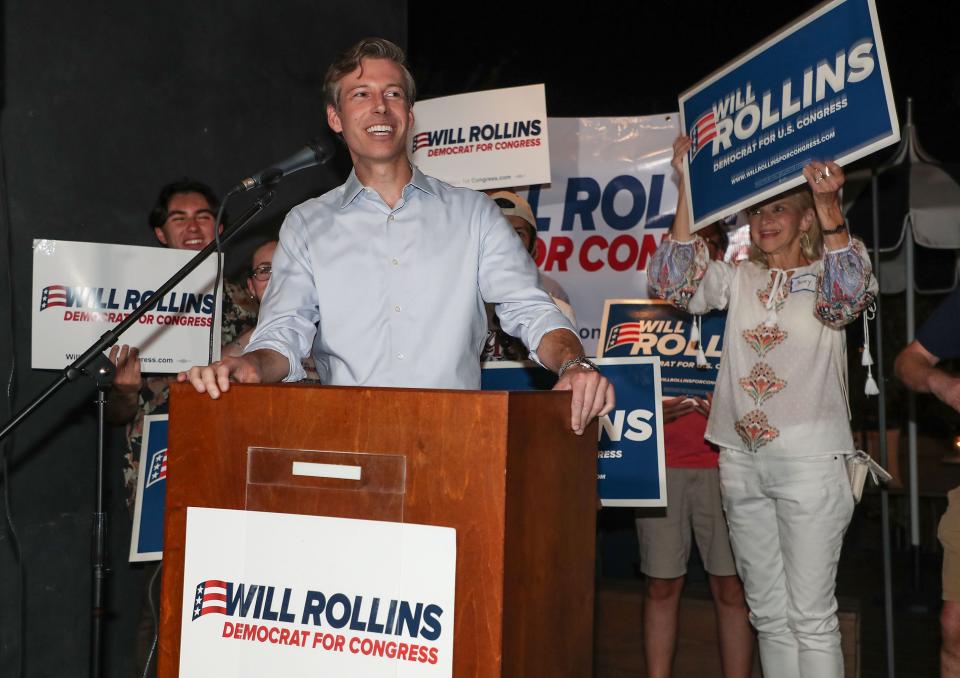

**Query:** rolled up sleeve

left=244, top=209, right=320, bottom=382
left=476, top=200, right=578, bottom=365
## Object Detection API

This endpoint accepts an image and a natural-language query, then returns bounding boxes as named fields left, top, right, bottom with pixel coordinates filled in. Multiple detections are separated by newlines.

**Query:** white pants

left=718, top=448, right=854, bottom=678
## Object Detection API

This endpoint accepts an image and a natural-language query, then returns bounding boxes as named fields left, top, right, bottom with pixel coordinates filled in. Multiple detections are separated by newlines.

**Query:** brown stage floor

left=593, top=432, right=955, bottom=677
left=594, top=579, right=858, bottom=678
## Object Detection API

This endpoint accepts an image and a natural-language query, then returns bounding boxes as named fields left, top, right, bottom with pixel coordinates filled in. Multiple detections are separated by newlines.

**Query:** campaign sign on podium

left=482, top=358, right=666, bottom=506
left=179, top=508, right=456, bottom=678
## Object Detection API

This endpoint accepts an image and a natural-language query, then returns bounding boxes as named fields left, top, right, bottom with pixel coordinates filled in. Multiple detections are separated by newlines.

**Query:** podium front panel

left=159, top=383, right=596, bottom=677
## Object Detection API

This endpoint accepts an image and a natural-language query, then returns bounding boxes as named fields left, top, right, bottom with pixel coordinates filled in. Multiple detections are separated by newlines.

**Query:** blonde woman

left=647, top=136, right=877, bottom=678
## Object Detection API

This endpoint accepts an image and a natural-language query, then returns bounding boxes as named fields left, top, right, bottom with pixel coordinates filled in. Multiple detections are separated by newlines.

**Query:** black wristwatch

left=821, top=220, right=847, bottom=236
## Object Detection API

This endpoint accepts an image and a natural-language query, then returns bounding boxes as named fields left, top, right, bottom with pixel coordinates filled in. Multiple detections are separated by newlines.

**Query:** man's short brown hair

left=323, top=37, right=416, bottom=110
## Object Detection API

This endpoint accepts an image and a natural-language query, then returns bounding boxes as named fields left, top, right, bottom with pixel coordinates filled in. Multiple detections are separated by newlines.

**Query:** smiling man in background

left=107, top=178, right=258, bottom=678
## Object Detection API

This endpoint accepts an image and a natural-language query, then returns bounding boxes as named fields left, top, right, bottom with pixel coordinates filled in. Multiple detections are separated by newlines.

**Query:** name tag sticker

left=791, top=273, right=817, bottom=293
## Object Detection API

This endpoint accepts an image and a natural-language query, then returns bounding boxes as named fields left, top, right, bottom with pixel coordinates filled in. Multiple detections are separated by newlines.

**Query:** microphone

left=229, top=137, right=335, bottom=194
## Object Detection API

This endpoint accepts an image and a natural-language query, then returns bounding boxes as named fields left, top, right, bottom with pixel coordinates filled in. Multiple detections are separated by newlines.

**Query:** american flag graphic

left=689, top=110, right=717, bottom=160
left=411, top=131, right=432, bottom=153
left=192, top=580, right=228, bottom=621
left=605, top=322, right=643, bottom=351
left=39, top=285, right=68, bottom=311
left=145, top=447, right=167, bottom=489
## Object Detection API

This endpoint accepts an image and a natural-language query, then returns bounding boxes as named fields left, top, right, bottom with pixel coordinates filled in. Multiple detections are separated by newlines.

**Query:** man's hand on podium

left=178, top=348, right=290, bottom=399
left=553, top=364, right=615, bottom=436
left=178, top=355, right=260, bottom=399
left=536, top=328, right=616, bottom=436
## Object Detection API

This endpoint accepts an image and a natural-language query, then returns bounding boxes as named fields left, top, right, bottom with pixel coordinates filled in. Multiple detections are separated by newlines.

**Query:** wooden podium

left=159, top=382, right=598, bottom=677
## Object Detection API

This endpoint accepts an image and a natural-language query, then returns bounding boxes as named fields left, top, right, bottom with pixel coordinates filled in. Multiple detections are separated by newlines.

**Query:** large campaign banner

left=481, top=358, right=666, bottom=507
left=180, top=508, right=456, bottom=677
left=410, top=84, right=550, bottom=191
left=597, top=300, right=726, bottom=398
left=32, top=240, right=223, bottom=373
left=679, top=0, right=899, bottom=229
left=520, top=116, right=678, bottom=355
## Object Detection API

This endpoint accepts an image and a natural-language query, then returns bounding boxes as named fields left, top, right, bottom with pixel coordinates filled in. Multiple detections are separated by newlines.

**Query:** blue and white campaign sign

left=410, top=84, right=550, bottom=191
left=180, top=508, right=456, bottom=677
left=679, top=0, right=899, bottom=230
left=481, top=358, right=666, bottom=507
left=129, top=414, right=168, bottom=562
left=597, top=299, right=726, bottom=398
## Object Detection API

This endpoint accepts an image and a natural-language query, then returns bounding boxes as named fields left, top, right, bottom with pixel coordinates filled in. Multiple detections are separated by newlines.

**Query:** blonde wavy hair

left=746, top=184, right=823, bottom=266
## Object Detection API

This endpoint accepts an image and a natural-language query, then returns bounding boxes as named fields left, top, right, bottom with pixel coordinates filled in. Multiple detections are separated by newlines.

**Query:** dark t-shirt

left=916, top=287, right=960, bottom=361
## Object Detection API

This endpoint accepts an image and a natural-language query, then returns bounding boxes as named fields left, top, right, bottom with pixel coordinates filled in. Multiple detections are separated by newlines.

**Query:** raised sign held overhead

left=679, top=0, right=899, bottom=230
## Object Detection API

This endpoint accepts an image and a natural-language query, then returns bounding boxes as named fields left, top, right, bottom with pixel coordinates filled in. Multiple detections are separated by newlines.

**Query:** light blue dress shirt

left=245, top=166, right=578, bottom=388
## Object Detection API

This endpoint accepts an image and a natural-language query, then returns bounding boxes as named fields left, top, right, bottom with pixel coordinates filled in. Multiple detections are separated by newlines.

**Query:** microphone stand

left=0, top=186, right=276, bottom=678
left=90, top=355, right=114, bottom=678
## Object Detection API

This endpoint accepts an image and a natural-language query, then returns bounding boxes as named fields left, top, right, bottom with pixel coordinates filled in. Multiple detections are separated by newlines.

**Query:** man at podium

left=179, top=37, right=613, bottom=434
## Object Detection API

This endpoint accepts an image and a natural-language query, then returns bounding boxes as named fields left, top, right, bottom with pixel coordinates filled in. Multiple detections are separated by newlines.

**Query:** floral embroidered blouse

left=647, top=236, right=877, bottom=456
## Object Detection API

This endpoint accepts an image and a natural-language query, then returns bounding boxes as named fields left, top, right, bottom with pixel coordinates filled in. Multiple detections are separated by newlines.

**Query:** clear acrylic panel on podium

left=245, top=447, right=407, bottom=523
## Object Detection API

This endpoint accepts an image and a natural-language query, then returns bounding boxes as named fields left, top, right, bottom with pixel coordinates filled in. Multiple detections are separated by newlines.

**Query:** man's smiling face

left=154, top=191, right=220, bottom=250
left=326, top=57, right=414, bottom=169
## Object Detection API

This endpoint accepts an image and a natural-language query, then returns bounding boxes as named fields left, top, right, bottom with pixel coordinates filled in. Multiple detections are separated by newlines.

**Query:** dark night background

left=0, top=1, right=956, bottom=676
left=411, top=1, right=959, bottom=162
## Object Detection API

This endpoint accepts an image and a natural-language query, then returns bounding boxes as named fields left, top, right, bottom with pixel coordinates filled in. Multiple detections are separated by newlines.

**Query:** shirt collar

left=340, top=170, right=366, bottom=208
left=339, top=164, right=439, bottom=209
left=408, top=165, right=439, bottom=199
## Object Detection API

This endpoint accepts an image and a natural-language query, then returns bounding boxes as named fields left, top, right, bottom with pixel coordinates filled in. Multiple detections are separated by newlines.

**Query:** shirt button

left=394, top=305, right=401, bottom=312
left=396, top=352, right=405, bottom=360
left=388, top=214, right=395, bottom=222
left=391, top=258, right=399, bottom=266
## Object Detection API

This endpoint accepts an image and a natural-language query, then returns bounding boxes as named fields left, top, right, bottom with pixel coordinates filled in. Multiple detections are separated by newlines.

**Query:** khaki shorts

left=940, top=486, right=960, bottom=601
left=636, top=466, right=737, bottom=579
